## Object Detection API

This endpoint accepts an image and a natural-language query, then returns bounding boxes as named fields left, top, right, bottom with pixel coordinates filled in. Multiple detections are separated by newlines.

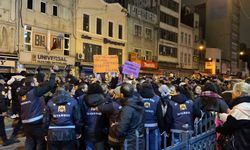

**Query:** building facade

left=183, top=0, right=241, bottom=74
left=158, top=0, right=181, bottom=74
left=205, top=48, right=222, bottom=75
left=178, top=23, right=194, bottom=75
left=75, top=0, right=127, bottom=72
left=127, top=4, right=158, bottom=74
left=0, top=0, right=18, bottom=73
left=18, top=0, right=75, bottom=72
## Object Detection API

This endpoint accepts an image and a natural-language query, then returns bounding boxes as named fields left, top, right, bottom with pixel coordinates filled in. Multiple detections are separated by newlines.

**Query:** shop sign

left=93, top=55, right=119, bottom=73
left=141, top=60, right=158, bottom=69
left=33, top=54, right=67, bottom=65
left=122, top=61, right=141, bottom=78
left=0, top=60, right=15, bottom=67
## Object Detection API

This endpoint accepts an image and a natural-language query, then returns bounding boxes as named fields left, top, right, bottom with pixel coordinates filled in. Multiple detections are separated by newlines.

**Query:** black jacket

left=217, top=96, right=250, bottom=150
left=0, top=84, right=7, bottom=114
left=83, top=93, right=109, bottom=142
left=115, top=95, right=145, bottom=150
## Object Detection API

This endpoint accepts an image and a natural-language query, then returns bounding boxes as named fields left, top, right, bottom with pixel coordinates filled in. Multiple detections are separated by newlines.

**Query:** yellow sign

left=58, top=105, right=66, bottom=112
left=179, top=104, right=187, bottom=111
left=144, top=102, right=151, bottom=108
left=93, top=55, right=119, bottom=73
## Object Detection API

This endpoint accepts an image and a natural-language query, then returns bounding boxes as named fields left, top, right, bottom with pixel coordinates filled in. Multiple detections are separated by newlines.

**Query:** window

left=159, top=45, right=177, bottom=57
left=195, top=35, right=198, bottom=42
left=188, top=34, right=191, bottom=45
left=134, top=25, right=142, bottom=37
left=184, top=53, right=187, bottom=65
left=24, top=25, right=32, bottom=51
left=134, top=49, right=142, bottom=58
left=108, top=22, right=113, bottom=37
left=53, top=6, right=58, bottom=16
left=145, top=50, right=152, bottom=61
left=180, top=52, right=183, bottom=64
left=185, top=33, right=187, bottom=44
left=188, top=54, right=191, bottom=65
left=96, top=18, right=102, bottom=35
left=160, top=11, right=179, bottom=27
left=64, top=34, right=70, bottom=56
left=145, top=28, right=152, bottom=40
left=27, top=0, right=33, bottom=9
left=34, top=33, right=46, bottom=48
left=160, top=0, right=179, bottom=12
left=118, top=25, right=123, bottom=39
left=83, top=14, right=90, bottom=32
left=195, top=21, right=199, bottom=28
left=160, top=28, right=178, bottom=43
left=83, top=43, right=102, bottom=62
left=181, top=32, right=184, bottom=43
left=109, top=47, right=122, bottom=65
left=40, top=2, right=46, bottom=13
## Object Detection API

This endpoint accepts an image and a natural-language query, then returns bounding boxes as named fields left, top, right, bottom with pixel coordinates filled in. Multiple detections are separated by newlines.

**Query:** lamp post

left=198, top=42, right=205, bottom=72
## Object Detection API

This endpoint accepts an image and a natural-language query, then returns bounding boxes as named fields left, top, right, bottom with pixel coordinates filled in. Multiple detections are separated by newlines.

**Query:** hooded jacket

left=193, top=91, right=229, bottom=118
left=217, top=96, right=250, bottom=150
left=83, top=93, right=109, bottom=142
left=115, top=95, right=145, bottom=150
left=166, top=94, right=194, bottom=131
left=45, top=89, right=81, bottom=141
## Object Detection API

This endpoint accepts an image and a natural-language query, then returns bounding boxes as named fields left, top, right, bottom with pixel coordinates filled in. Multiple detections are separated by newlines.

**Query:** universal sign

left=34, top=54, right=67, bottom=65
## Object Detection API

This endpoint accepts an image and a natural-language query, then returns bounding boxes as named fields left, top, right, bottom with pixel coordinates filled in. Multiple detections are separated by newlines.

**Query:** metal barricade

left=120, top=112, right=216, bottom=150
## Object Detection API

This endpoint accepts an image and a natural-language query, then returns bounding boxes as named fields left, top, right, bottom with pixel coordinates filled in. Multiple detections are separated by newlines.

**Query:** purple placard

left=122, top=61, right=141, bottom=78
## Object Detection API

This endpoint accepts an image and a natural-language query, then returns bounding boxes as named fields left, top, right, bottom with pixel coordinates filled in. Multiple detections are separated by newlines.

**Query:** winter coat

left=44, top=90, right=81, bottom=141
left=83, top=93, right=109, bottom=142
left=115, top=95, right=145, bottom=150
left=193, top=91, right=229, bottom=118
left=216, top=96, right=250, bottom=150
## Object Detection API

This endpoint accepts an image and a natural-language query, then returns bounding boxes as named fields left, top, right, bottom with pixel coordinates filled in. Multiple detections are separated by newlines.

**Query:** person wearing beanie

left=139, top=82, right=164, bottom=150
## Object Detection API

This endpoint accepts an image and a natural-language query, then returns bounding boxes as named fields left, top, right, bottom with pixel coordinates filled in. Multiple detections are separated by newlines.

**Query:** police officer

left=139, top=82, right=164, bottom=150
left=165, top=86, right=194, bottom=144
left=44, top=85, right=81, bottom=150
left=17, top=66, right=57, bottom=150
left=84, top=83, right=109, bottom=150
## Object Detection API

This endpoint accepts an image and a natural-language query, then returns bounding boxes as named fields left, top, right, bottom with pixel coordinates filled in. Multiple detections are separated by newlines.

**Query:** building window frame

left=145, top=50, right=152, bottom=61
left=108, top=21, right=114, bottom=37
left=96, top=18, right=102, bottom=35
left=145, top=27, right=153, bottom=40
left=134, top=24, right=142, bottom=37
left=83, top=14, right=90, bottom=32
left=27, top=0, right=33, bottom=10
left=24, top=25, right=32, bottom=51
left=40, top=1, right=46, bottom=13
left=118, top=25, right=123, bottom=39
left=83, top=43, right=102, bottom=62
left=53, top=5, right=58, bottom=16
left=64, top=34, right=70, bottom=56
left=134, top=48, right=142, bottom=58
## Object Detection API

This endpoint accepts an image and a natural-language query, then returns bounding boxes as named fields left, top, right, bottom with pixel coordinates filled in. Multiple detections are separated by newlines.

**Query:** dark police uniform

left=142, top=95, right=161, bottom=150
left=45, top=94, right=81, bottom=150
left=18, top=73, right=55, bottom=150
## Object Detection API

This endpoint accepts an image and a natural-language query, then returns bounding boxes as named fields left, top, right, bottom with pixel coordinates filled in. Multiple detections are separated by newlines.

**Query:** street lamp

left=199, top=45, right=204, bottom=51
left=240, top=51, right=244, bottom=56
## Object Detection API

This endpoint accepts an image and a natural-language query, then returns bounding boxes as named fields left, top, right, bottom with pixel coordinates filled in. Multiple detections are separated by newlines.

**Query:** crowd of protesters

left=0, top=65, right=250, bottom=150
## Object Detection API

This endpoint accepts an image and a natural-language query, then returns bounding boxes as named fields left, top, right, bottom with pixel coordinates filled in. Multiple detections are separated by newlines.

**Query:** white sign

left=0, top=60, right=15, bottom=67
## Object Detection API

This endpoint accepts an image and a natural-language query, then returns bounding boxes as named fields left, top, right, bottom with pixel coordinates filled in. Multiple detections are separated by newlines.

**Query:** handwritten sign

left=93, top=55, right=119, bottom=73
left=122, top=61, right=141, bottom=78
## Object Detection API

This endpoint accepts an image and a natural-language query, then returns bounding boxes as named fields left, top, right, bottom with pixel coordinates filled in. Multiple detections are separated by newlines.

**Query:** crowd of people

left=0, top=65, right=250, bottom=150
